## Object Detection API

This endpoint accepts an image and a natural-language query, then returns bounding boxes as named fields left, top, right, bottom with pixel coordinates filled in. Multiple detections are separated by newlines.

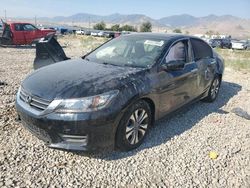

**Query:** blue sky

left=1, top=0, right=250, bottom=19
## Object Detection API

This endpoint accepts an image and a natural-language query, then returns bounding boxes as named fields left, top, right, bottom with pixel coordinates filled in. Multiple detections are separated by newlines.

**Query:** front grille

left=19, top=88, right=51, bottom=111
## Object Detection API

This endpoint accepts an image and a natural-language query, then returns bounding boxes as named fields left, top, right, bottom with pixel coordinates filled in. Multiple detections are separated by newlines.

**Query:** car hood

left=41, top=29, right=55, bottom=32
left=22, top=58, right=144, bottom=101
left=40, top=29, right=56, bottom=34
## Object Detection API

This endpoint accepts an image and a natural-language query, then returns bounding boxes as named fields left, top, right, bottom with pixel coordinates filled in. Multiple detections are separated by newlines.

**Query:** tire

left=115, top=100, right=152, bottom=151
left=203, top=75, right=221, bottom=103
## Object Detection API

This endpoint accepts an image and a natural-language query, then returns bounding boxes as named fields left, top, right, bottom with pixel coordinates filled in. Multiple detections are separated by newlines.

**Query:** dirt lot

left=0, top=35, right=250, bottom=187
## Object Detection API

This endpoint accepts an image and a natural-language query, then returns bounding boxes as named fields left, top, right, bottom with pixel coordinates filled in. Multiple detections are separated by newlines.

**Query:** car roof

left=7, top=22, right=34, bottom=25
left=126, top=33, right=191, bottom=40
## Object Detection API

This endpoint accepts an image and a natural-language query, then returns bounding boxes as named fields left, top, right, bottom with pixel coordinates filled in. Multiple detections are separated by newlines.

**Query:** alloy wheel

left=125, top=108, right=149, bottom=145
left=211, top=78, right=220, bottom=99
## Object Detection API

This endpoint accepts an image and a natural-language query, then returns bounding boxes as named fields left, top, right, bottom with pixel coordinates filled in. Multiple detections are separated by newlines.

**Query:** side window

left=191, top=38, right=213, bottom=60
left=14, top=24, right=23, bottom=31
left=23, top=24, right=37, bottom=31
left=165, top=41, right=186, bottom=63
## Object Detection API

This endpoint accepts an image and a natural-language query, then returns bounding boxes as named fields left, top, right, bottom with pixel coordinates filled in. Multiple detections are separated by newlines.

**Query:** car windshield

left=86, top=35, right=167, bottom=68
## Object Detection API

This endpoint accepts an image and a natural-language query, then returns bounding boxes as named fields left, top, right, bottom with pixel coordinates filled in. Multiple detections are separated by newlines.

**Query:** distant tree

left=140, top=21, right=152, bottom=32
left=93, top=21, right=106, bottom=30
left=111, top=24, right=120, bottom=31
left=121, top=24, right=137, bottom=32
left=205, top=30, right=215, bottom=36
left=236, top=25, right=244, bottom=30
left=173, top=28, right=182, bottom=33
left=185, top=31, right=190, bottom=34
left=215, top=31, right=220, bottom=36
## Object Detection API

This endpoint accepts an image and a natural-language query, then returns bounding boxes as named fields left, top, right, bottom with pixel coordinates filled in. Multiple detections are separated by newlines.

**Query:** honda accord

left=16, top=33, right=224, bottom=151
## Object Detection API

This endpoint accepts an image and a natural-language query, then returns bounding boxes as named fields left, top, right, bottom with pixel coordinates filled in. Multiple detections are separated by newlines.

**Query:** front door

left=23, top=24, right=39, bottom=44
left=157, top=39, right=198, bottom=117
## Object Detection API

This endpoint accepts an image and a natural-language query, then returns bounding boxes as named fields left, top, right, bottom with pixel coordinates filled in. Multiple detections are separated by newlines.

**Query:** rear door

left=190, top=38, right=216, bottom=95
left=157, top=39, right=199, bottom=116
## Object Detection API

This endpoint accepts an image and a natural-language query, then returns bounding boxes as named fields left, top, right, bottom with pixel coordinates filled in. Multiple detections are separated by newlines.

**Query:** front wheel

left=115, top=100, right=152, bottom=151
left=203, top=75, right=221, bottom=102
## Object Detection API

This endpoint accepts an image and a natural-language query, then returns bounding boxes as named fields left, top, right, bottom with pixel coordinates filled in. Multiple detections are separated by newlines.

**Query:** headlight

left=54, top=90, right=119, bottom=113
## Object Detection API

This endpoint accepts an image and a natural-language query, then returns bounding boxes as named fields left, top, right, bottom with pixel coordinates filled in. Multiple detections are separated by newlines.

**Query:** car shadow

left=73, top=81, right=241, bottom=160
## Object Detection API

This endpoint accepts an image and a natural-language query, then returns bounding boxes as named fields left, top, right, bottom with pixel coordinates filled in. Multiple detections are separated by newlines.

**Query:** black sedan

left=208, top=38, right=232, bottom=49
left=16, top=33, right=224, bottom=151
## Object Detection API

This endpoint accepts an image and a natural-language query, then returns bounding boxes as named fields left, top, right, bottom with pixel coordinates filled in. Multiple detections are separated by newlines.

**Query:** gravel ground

left=0, top=36, right=250, bottom=187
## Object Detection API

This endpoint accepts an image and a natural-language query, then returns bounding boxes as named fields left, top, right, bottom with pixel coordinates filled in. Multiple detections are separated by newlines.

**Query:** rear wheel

left=203, top=75, right=221, bottom=102
left=115, top=100, right=152, bottom=151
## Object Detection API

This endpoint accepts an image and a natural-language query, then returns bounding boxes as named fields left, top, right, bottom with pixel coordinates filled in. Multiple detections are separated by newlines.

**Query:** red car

left=0, top=21, right=56, bottom=45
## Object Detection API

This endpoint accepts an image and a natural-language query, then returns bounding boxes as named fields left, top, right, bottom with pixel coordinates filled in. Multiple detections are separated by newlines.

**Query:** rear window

left=191, top=38, right=213, bottom=60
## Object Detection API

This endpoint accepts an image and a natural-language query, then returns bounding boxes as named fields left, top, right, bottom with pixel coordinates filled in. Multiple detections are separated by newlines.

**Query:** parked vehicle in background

left=208, top=38, right=232, bottom=49
left=58, top=28, right=68, bottom=35
left=246, top=40, right=250, bottom=50
left=108, top=32, right=121, bottom=38
left=84, top=30, right=91, bottom=35
left=76, top=29, right=85, bottom=35
left=0, top=24, right=3, bottom=34
left=232, top=40, right=250, bottom=50
left=91, top=31, right=99, bottom=36
left=103, top=32, right=112, bottom=38
left=98, top=31, right=112, bottom=38
left=97, top=31, right=107, bottom=37
left=0, top=21, right=56, bottom=45
left=16, top=33, right=224, bottom=151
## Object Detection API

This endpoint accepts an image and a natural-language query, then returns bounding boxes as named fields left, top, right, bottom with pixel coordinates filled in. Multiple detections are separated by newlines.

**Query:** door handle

left=191, top=69, right=198, bottom=73
left=208, top=61, right=216, bottom=67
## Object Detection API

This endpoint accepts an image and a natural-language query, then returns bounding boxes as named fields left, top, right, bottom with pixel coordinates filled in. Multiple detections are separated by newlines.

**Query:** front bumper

left=15, top=96, right=122, bottom=151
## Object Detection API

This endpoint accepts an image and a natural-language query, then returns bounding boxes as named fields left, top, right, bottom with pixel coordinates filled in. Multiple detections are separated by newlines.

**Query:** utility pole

left=4, top=9, right=7, bottom=21
left=35, top=15, right=37, bottom=26
left=88, top=16, right=90, bottom=30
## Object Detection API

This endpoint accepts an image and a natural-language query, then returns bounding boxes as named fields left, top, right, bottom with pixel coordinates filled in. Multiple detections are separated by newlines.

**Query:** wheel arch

left=140, top=97, right=156, bottom=125
left=114, top=96, right=156, bottom=150
left=114, top=96, right=156, bottom=136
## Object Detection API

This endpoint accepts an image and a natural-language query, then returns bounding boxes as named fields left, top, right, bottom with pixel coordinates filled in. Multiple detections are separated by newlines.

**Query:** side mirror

left=162, top=60, right=185, bottom=71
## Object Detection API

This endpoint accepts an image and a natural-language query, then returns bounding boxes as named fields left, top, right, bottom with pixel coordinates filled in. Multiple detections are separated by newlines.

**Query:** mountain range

left=37, top=13, right=248, bottom=27
left=30, top=13, right=250, bottom=38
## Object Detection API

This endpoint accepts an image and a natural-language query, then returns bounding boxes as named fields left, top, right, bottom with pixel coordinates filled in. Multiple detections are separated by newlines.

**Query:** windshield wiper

left=84, top=57, right=90, bottom=61
left=122, top=64, right=143, bottom=68
left=102, top=62, right=120, bottom=67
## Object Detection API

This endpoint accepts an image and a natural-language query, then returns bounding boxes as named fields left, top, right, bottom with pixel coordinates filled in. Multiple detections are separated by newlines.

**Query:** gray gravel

left=0, top=36, right=250, bottom=187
